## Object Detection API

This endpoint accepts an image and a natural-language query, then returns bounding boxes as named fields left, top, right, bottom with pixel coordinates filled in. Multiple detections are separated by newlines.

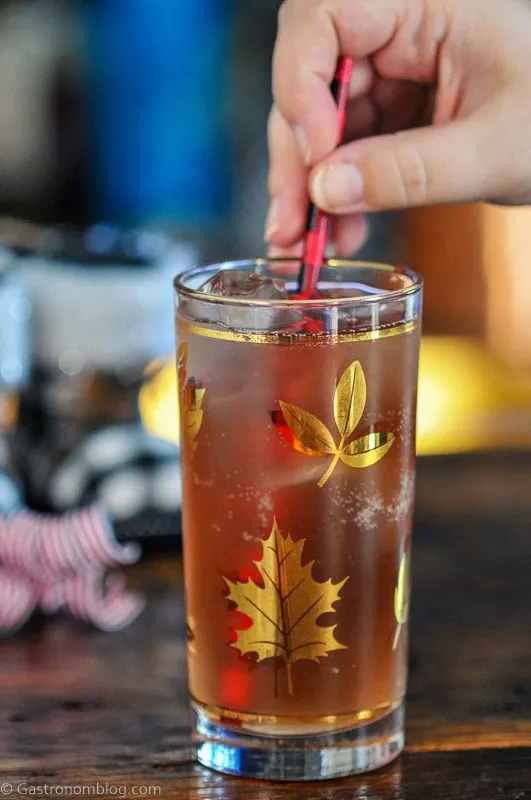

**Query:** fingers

left=273, top=0, right=403, bottom=164
left=266, top=60, right=377, bottom=249
left=267, top=242, right=303, bottom=259
left=349, top=58, right=375, bottom=99
left=268, top=214, right=368, bottom=259
left=265, top=104, right=369, bottom=254
left=266, top=105, right=309, bottom=247
left=270, top=0, right=531, bottom=218
left=309, top=116, right=502, bottom=212
left=332, top=214, right=369, bottom=255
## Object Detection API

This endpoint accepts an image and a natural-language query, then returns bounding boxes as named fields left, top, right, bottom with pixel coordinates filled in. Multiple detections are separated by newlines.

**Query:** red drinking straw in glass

left=297, top=56, right=354, bottom=298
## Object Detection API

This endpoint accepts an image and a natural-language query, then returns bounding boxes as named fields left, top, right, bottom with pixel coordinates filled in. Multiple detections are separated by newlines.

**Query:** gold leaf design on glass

left=177, top=343, right=206, bottom=455
left=340, top=433, right=396, bottom=468
left=224, top=516, right=348, bottom=695
left=393, top=550, right=410, bottom=650
left=186, top=616, right=197, bottom=657
left=274, top=360, right=395, bottom=487
left=278, top=402, right=337, bottom=457
left=334, top=359, right=367, bottom=440
left=177, top=342, right=188, bottom=389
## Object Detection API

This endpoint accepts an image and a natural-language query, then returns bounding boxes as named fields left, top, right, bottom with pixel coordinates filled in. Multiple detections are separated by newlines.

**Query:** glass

left=174, top=258, right=423, bottom=781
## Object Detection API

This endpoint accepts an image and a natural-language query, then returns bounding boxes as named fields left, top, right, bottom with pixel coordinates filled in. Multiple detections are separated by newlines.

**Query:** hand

left=266, top=0, right=531, bottom=256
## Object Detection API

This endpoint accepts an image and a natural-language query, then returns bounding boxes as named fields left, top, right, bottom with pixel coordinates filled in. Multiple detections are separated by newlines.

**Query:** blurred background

left=1, top=0, right=531, bottom=549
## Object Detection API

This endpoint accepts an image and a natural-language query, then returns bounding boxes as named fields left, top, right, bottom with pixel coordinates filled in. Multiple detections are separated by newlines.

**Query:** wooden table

left=2, top=452, right=531, bottom=799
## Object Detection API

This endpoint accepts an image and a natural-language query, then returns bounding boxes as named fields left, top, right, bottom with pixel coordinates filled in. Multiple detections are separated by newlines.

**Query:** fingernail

left=292, top=125, right=310, bottom=163
left=312, top=163, right=364, bottom=210
left=264, top=199, right=280, bottom=242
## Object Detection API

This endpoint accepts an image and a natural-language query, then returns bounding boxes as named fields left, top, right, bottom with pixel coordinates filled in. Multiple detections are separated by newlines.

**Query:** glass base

left=194, top=701, right=404, bottom=781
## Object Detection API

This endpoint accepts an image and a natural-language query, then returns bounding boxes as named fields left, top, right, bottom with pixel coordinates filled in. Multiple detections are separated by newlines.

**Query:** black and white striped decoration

left=41, top=424, right=181, bottom=522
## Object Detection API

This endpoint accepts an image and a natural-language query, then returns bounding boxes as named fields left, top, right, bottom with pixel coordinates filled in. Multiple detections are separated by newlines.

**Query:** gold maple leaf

left=274, top=360, right=395, bottom=487
left=177, top=343, right=206, bottom=455
left=393, top=550, right=410, bottom=650
left=224, top=516, right=348, bottom=695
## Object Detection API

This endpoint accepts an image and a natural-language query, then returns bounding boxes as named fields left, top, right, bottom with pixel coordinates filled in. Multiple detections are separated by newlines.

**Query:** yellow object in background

left=0, top=394, right=18, bottom=431
left=417, top=338, right=498, bottom=455
left=140, top=337, right=531, bottom=456
left=418, top=337, right=531, bottom=454
left=139, top=358, right=180, bottom=445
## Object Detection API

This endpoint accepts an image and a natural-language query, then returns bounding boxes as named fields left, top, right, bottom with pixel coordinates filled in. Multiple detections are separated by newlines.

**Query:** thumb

left=309, top=118, right=502, bottom=212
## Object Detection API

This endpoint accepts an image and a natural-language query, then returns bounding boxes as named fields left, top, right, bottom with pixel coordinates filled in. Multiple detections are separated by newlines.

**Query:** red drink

left=175, top=259, right=422, bottom=780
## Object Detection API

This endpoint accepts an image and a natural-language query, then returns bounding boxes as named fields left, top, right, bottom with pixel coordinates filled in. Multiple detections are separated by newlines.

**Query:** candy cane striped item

left=70, top=506, right=141, bottom=568
left=0, top=568, right=35, bottom=633
left=0, top=506, right=140, bottom=579
left=0, top=505, right=143, bottom=634
left=0, top=512, right=39, bottom=577
left=39, top=572, right=145, bottom=632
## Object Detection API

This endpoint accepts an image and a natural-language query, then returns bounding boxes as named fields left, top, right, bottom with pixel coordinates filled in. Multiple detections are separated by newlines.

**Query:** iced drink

left=174, top=259, right=422, bottom=781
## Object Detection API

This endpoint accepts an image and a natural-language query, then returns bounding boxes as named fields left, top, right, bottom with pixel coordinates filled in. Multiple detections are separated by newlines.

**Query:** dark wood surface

left=2, top=452, right=531, bottom=799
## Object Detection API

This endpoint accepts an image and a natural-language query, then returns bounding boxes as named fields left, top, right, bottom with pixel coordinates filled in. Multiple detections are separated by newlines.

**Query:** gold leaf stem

left=286, top=662, right=294, bottom=696
left=274, top=523, right=293, bottom=684
left=317, top=437, right=344, bottom=488
left=392, top=623, right=402, bottom=651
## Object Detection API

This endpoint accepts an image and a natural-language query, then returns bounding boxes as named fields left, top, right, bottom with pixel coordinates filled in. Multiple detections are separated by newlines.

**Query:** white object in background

left=19, top=229, right=197, bottom=372
left=48, top=424, right=181, bottom=519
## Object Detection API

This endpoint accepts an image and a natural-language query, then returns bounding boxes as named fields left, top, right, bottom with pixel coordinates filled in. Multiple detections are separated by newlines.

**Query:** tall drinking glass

left=174, top=259, right=422, bottom=781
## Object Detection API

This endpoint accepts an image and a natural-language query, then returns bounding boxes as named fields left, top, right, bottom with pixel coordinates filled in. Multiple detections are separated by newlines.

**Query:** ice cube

left=200, top=270, right=289, bottom=301
left=198, top=270, right=302, bottom=332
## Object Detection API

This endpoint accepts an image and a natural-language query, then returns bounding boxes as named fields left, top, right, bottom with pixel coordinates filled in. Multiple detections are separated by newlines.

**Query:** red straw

left=297, top=56, right=354, bottom=298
